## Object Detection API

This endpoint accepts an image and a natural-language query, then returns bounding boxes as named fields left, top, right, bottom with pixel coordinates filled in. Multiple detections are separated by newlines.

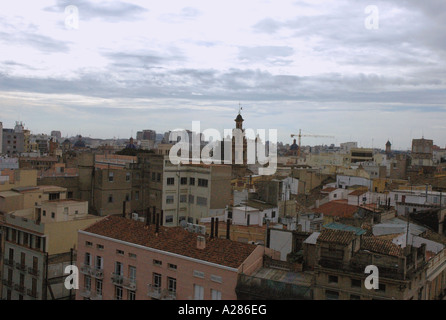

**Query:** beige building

left=1, top=199, right=101, bottom=300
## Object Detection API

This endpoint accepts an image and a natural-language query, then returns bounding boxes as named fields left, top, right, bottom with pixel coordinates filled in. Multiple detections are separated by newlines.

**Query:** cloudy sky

left=0, top=0, right=445, bottom=150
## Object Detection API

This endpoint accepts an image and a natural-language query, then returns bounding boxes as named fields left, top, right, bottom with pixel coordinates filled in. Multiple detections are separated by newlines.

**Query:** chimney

left=155, top=213, right=160, bottom=234
left=210, top=218, right=215, bottom=239
left=197, top=235, right=206, bottom=249
left=226, top=219, right=231, bottom=240
left=122, top=201, right=127, bottom=218
left=215, top=218, right=219, bottom=238
left=146, top=207, right=151, bottom=226
left=152, top=206, right=156, bottom=224
left=160, top=210, right=164, bottom=227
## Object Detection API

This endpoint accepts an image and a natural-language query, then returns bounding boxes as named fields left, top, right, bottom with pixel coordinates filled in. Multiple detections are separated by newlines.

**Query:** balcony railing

left=26, top=289, right=38, bottom=299
left=15, top=263, right=27, bottom=271
left=27, top=267, right=40, bottom=277
left=80, top=264, right=92, bottom=275
left=2, top=279, right=14, bottom=288
left=79, top=288, right=91, bottom=298
left=90, top=292, right=103, bottom=300
left=14, top=284, right=26, bottom=294
left=4, top=259, right=14, bottom=267
left=161, top=289, right=176, bottom=300
left=111, top=273, right=124, bottom=286
left=147, top=284, right=162, bottom=299
left=122, top=277, right=137, bottom=291
left=91, top=268, right=104, bottom=279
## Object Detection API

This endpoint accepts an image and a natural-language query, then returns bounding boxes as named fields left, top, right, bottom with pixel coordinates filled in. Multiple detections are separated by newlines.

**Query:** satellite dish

left=179, top=220, right=187, bottom=228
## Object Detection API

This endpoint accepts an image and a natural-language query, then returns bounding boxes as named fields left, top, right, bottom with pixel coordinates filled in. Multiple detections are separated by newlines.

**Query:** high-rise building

left=0, top=122, right=3, bottom=155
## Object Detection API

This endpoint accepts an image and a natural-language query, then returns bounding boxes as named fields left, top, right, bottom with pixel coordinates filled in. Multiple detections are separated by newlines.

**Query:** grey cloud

left=0, top=31, right=70, bottom=53
left=44, top=0, right=148, bottom=22
left=238, top=46, right=294, bottom=65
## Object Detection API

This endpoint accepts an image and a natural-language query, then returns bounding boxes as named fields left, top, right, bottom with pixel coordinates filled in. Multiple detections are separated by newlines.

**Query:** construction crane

left=291, top=129, right=335, bottom=157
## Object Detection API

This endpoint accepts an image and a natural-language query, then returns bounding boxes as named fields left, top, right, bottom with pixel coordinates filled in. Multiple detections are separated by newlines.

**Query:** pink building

left=76, top=215, right=271, bottom=300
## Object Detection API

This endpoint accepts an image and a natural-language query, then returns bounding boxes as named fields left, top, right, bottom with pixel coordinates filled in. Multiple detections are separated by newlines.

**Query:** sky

left=0, top=0, right=445, bottom=151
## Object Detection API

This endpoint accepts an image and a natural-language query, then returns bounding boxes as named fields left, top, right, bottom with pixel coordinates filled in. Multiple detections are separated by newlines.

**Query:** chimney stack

left=226, top=219, right=231, bottom=240
left=197, top=235, right=206, bottom=249
left=210, top=218, right=215, bottom=239
left=122, top=201, right=127, bottom=218
left=152, top=206, right=156, bottom=224
left=215, top=218, right=219, bottom=238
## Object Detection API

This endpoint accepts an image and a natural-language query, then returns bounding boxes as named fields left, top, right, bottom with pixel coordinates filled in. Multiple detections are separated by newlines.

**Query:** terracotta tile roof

left=361, top=236, right=404, bottom=257
left=83, top=215, right=257, bottom=269
left=313, top=200, right=358, bottom=218
left=317, top=228, right=356, bottom=245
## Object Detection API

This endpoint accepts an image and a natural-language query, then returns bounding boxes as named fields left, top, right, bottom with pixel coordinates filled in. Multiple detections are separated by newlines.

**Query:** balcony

left=26, top=289, right=38, bottom=299
left=111, top=273, right=124, bottom=286
left=2, top=279, right=14, bottom=288
left=15, top=262, right=27, bottom=271
left=80, top=264, right=92, bottom=276
left=14, top=284, right=26, bottom=294
left=147, top=284, right=162, bottom=299
left=90, top=292, right=103, bottom=300
left=79, top=288, right=91, bottom=298
left=4, top=259, right=14, bottom=267
left=28, top=267, right=40, bottom=277
left=122, top=277, right=137, bottom=291
left=91, top=268, right=104, bottom=279
left=161, top=289, right=176, bottom=300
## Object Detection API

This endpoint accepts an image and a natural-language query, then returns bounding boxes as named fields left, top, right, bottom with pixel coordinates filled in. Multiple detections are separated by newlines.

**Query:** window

left=108, top=194, right=113, bottom=203
left=211, top=289, right=222, bottom=300
left=189, top=195, right=195, bottom=204
left=115, top=286, right=123, bottom=300
left=181, top=177, right=188, bottom=185
left=95, top=256, right=103, bottom=270
left=109, top=172, right=114, bottom=182
left=125, top=194, right=131, bottom=202
left=328, top=275, right=338, bottom=284
left=194, top=284, right=204, bottom=300
left=135, top=191, right=139, bottom=201
left=198, top=179, right=208, bottom=187
left=180, top=194, right=187, bottom=203
left=96, top=279, right=103, bottom=296
left=193, top=270, right=205, bottom=278
left=189, top=177, right=195, bottom=186
left=210, top=275, right=222, bottom=283
left=85, top=241, right=93, bottom=247
left=129, top=266, right=136, bottom=282
left=84, top=253, right=91, bottom=266
left=97, top=244, right=104, bottom=250
left=51, top=212, right=55, bottom=219
left=197, top=197, right=207, bottom=206
left=156, top=173, right=161, bottom=182
left=128, top=253, right=137, bottom=259
left=168, top=263, right=177, bottom=270
left=128, top=290, right=136, bottom=300
left=153, top=273, right=162, bottom=288
left=115, top=262, right=123, bottom=276
left=325, top=290, right=339, bottom=300
left=166, top=195, right=174, bottom=204
left=153, top=259, right=162, bottom=266
left=126, top=172, right=131, bottom=182
left=166, top=215, right=174, bottom=223
left=168, top=277, right=177, bottom=294
left=116, top=249, right=124, bottom=256
left=42, top=210, right=46, bottom=216
left=351, top=278, right=361, bottom=288
left=167, top=177, right=175, bottom=185
left=85, top=275, right=91, bottom=291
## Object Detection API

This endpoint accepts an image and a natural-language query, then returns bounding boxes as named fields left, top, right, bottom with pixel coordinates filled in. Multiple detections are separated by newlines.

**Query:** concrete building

left=75, top=215, right=271, bottom=300
left=0, top=122, right=2, bottom=155
left=1, top=199, right=101, bottom=300
left=350, top=148, right=374, bottom=164
left=313, top=228, right=428, bottom=300
left=411, top=138, right=434, bottom=167
left=2, top=122, right=25, bottom=156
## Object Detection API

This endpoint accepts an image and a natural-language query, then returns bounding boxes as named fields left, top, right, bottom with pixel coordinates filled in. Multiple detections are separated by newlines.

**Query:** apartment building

left=1, top=199, right=101, bottom=300
left=313, top=228, right=428, bottom=300
left=76, top=215, right=269, bottom=300
left=149, top=155, right=232, bottom=226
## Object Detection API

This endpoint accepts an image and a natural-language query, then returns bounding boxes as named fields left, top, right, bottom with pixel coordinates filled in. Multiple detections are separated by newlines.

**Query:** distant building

left=411, top=138, right=434, bottom=167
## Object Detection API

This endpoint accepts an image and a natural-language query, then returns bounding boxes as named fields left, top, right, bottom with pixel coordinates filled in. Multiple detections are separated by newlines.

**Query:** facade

left=313, top=228, right=427, bottom=300
left=0, top=199, right=101, bottom=300
left=350, top=148, right=374, bottom=163
left=411, top=138, right=434, bottom=167
left=76, top=215, right=269, bottom=300
left=2, top=125, right=25, bottom=156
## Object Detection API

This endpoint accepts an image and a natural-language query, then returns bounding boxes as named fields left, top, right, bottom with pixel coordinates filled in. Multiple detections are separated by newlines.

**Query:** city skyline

left=1, top=1, right=445, bottom=150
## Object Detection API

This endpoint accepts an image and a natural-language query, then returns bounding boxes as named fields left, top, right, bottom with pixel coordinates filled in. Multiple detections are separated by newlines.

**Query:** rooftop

left=317, top=228, right=356, bottom=245
left=82, top=215, right=257, bottom=269
left=361, top=236, right=404, bottom=257
left=312, top=200, right=358, bottom=218
left=323, top=222, right=367, bottom=236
